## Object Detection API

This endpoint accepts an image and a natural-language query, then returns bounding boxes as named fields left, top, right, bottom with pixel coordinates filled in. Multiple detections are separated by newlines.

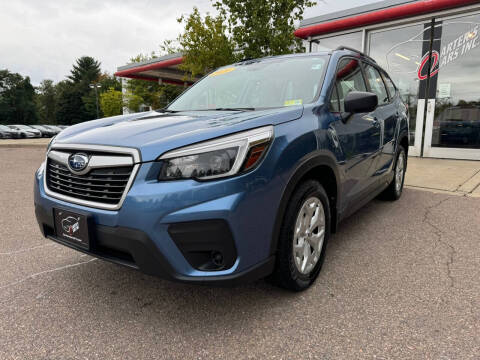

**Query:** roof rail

left=335, top=46, right=376, bottom=63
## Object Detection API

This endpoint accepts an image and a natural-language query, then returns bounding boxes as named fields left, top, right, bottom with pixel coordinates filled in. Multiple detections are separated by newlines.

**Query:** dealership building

left=116, top=0, right=480, bottom=160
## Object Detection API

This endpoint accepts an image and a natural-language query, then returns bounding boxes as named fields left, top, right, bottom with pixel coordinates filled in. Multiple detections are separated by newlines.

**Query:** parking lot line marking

left=0, top=258, right=97, bottom=291
left=0, top=243, right=54, bottom=256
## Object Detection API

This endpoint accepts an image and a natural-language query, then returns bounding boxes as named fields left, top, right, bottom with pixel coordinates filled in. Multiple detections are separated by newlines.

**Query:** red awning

left=114, top=55, right=195, bottom=85
left=114, top=57, right=183, bottom=78
left=295, top=0, right=480, bottom=39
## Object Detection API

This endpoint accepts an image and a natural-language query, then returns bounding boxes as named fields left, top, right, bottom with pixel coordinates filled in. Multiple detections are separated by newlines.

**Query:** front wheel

left=381, top=145, right=406, bottom=201
left=271, top=180, right=330, bottom=291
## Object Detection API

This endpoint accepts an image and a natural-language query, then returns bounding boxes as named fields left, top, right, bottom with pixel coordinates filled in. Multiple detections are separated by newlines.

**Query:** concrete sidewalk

left=405, top=157, right=480, bottom=198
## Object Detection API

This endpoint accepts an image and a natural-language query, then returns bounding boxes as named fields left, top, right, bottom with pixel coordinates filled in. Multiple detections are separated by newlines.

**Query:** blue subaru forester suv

left=34, top=47, right=409, bottom=291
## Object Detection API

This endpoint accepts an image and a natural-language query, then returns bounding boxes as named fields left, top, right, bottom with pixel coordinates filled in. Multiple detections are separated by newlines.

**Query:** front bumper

left=34, top=157, right=284, bottom=285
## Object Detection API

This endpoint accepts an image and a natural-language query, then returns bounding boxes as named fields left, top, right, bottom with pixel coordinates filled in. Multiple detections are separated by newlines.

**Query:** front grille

left=46, top=159, right=133, bottom=205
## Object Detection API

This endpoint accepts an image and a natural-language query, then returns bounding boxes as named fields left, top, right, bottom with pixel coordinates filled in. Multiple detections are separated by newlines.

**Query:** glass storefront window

left=368, top=24, right=430, bottom=146
left=431, top=14, right=480, bottom=149
left=311, top=31, right=362, bottom=52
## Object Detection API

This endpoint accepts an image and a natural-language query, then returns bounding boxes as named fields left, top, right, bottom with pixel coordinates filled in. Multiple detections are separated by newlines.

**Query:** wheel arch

left=270, top=151, right=341, bottom=256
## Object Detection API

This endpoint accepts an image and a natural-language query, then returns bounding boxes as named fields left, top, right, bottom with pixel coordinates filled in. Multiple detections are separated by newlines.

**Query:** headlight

left=158, top=126, right=274, bottom=181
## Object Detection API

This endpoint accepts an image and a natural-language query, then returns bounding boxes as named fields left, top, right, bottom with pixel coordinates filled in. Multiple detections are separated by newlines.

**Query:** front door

left=329, top=57, right=381, bottom=205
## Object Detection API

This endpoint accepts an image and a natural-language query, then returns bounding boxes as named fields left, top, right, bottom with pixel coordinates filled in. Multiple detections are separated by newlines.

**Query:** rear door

left=362, top=62, right=393, bottom=178
left=329, top=57, right=382, bottom=205
left=379, top=72, right=401, bottom=173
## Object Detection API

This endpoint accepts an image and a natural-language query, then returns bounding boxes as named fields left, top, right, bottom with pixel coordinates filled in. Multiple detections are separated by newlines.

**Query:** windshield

left=13, top=125, right=32, bottom=130
left=167, top=55, right=329, bottom=111
left=0, top=125, right=11, bottom=131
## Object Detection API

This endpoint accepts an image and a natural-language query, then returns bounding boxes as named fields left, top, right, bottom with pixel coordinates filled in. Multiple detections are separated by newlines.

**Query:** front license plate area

left=53, top=208, right=90, bottom=250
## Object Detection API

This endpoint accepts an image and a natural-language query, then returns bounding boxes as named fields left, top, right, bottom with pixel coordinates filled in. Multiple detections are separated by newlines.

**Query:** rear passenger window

left=383, top=74, right=397, bottom=99
left=332, top=58, right=367, bottom=112
left=364, top=64, right=389, bottom=105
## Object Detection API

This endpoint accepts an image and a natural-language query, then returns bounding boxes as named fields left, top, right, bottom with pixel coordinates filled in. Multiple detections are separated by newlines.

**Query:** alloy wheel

left=292, top=197, right=325, bottom=275
left=395, top=151, right=405, bottom=194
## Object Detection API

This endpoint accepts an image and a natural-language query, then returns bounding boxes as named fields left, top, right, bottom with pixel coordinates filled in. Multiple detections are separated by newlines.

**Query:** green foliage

left=97, top=73, right=122, bottom=92
left=159, top=39, right=181, bottom=55
left=124, top=92, right=144, bottom=113
left=55, top=81, right=87, bottom=125
left=177, top=7, right=237, bottom=78
left=35, top=79, right=57, bottom=124
left=56, top=56, right=105, bottom=123
left=67, top=56, right=101, bottom=84
left=1, top=57, right=123, bottom=126
left=100, top=87, right=123, bottom=117
left=0, top=69, right=37, bottom=124
left=213, top=0, right=316, bottom=59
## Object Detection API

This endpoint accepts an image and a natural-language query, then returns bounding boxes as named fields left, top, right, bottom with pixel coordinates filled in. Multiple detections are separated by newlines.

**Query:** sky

left=0, top=0, right=376, bottom=85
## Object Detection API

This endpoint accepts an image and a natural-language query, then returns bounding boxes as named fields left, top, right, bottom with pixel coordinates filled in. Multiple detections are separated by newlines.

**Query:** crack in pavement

left=0, top=243, right=54, bottom=255
left=0, top=258, right=97, bottom=293
left=422, top=197, right=457, bottom=291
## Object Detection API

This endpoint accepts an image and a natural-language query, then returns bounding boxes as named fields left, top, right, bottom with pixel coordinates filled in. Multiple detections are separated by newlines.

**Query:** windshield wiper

left=212, top=107, right=255, bottom=111
left=156, top=108, right=179, bottom=113
left=157, top=107, right=255, bottom=112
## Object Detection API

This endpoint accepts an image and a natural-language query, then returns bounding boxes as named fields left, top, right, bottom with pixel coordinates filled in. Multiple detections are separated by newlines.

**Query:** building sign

left=439, top=25, right=479, bottom=67
left=416, top=25, right=479, bottom=80
left=417, top=50, right=439, bottom=81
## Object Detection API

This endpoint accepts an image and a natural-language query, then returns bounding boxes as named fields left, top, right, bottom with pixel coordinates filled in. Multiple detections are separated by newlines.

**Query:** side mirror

left=344, top=91, right=378, bottom=114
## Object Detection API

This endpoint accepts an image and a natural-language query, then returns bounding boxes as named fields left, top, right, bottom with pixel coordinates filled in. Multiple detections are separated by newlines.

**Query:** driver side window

left=330, top=58, right=367, bottom=113
left=364, top=64, right=389, bottom=105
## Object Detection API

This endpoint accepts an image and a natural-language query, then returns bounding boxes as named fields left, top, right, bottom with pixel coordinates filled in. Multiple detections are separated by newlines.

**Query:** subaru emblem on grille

left=68, top=153, right=89, bottom=172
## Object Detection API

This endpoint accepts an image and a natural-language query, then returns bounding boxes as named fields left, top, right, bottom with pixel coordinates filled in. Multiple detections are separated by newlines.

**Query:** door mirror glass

left=344, top=91, right=378, bottom=113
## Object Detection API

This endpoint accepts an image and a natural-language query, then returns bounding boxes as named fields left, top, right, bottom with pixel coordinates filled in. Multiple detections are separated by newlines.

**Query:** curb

left=0, top=144, right=47, bottom=149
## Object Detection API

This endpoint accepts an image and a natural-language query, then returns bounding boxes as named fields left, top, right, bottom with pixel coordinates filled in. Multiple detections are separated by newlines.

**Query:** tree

left=35, top=79, right=57, bottom=124
left=0, top=69, right=37, bottom=124
left=68, top=56, right=101, bottom=84
left=177, top=7, right=236, bottom=78
left=55, top=80, right=86, bottom=125
left=124, top=92, right=144, bottom=113
left=213, top=0, right=316, bottom=59
left=56, top=56, right=103, bottom=123
left=100, top=87, right=123, bottom=117
left=97, top=72, right=122, bottom=92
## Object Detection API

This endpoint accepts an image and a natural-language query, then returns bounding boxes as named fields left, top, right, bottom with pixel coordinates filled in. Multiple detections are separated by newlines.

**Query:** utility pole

left=89, top=83, right=101, bottom=119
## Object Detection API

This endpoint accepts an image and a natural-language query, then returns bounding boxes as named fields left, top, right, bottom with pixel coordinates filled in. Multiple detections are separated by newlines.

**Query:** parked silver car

left=7, top=125, right=42, bottom=138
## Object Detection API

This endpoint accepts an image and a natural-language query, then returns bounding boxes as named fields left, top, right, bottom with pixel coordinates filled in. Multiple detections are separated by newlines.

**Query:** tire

left=380, top=145, right=407, bottom=201
left=271, top=180, right=331, bottom=291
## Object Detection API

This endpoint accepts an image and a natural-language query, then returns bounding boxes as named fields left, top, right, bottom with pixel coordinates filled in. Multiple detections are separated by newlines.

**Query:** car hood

left=53, top=107, right=303, bottom=162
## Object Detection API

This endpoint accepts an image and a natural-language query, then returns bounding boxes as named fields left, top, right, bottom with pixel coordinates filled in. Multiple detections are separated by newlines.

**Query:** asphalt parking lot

left=0, top=147, right=479, bottom=359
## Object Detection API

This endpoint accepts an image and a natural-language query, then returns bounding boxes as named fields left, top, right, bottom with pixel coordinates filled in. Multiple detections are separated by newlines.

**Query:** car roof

left=233, top=51, right=331, bottom=66
left=233, top=46, right=376, bottom=66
